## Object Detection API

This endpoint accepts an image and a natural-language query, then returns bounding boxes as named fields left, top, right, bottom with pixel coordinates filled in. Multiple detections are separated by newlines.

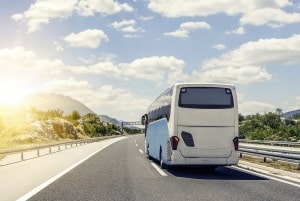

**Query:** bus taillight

left=170, top=136, right=180, bottom=150
left=233, top=137, right=239, bottom=151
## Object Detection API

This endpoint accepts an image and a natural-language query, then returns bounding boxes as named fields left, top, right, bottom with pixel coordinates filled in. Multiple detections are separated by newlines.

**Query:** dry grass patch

left=239, top=154, right=300, bottom=174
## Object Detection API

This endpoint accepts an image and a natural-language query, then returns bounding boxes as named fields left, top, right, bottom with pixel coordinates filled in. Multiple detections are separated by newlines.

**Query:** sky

left=0, top=0, right=300, bottom=121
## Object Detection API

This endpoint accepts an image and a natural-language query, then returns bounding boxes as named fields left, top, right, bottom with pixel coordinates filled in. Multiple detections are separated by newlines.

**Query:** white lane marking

left=238, top=163, right=300, bottom=184
left=134, top=139, right=138, bottom=147
left=17, top=137, right=126, bottom=201
left=136, top=140, right=167, bottom=177
left=232, top=166, right=300, bottom=188
left=151, top=162, right=168, bottom=177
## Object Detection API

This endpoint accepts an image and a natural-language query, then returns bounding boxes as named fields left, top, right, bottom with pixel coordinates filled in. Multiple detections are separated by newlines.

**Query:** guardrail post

left=21, top=152, right=24, bottom=161
left=37, top=149, right=40, bottom=157
left=263, top=157, right=267, bottom=163
left=49, top=147, right=51, bottom=154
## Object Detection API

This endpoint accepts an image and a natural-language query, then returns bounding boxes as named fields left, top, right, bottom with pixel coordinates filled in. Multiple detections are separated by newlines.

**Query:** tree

left=81, top=113, right=108, bottom=137
left=70, top=110, right=81, bottom=120
left=261, top=112, right=282, bottom=130
left=239, top=109, right=300, bottom=141
left=238, top=113, right=245, bottom=124
left=276, top=108, right=283, bottom=116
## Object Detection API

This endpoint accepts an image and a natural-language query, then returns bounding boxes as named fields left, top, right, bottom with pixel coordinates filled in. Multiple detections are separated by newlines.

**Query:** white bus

left=141, top=83, right=239, bottom=169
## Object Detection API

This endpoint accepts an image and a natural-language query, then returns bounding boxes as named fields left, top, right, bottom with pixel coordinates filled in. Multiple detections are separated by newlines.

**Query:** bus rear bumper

left=165, top=151, right=238, bottom=166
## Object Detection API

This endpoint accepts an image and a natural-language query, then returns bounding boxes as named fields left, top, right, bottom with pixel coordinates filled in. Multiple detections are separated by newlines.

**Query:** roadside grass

left=239, top=154, right=300, bottom=174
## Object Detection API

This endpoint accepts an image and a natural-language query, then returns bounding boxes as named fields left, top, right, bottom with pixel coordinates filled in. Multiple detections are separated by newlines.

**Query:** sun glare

left=0, top=75, right=27, bottom=106
left=0, top=91, right=23, bottom=106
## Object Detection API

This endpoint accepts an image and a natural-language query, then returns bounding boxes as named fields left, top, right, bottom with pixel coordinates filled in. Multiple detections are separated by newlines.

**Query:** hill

left=282, top=109, right=300, bottom=118
left=22, top=93, right=94, bottom=115
left=99, top=115, right=121, bottom=126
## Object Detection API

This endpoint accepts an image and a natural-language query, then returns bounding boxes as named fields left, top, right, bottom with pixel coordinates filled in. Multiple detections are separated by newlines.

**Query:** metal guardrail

left=239, top=139, right=300, bottom=147
left=0, top=135, right=119, bottom=166
left=239, top=144, right=300, bottom=166
left=2, top=137, right=299, bottom=167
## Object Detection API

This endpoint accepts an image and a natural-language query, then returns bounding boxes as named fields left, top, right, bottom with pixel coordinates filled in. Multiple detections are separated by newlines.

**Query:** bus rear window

left=179, top=87, right=234, bottom=109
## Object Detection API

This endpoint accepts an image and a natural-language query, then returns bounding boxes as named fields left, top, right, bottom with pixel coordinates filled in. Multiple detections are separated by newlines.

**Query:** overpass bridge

left=121, top=121, right=143, bottom=133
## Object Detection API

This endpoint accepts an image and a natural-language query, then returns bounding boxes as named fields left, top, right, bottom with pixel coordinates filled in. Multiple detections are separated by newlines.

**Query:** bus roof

left=173, top=83, right=235, bottom=89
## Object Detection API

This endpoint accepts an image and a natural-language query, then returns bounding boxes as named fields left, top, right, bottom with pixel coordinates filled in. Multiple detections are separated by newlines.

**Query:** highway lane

left=0, top=137, right=127, bottom=201
left=27, top=134, right=300, bottom=201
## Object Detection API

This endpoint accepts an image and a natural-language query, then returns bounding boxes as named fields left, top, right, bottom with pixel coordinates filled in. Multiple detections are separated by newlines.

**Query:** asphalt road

left=23, top=134, right=299, bottom=201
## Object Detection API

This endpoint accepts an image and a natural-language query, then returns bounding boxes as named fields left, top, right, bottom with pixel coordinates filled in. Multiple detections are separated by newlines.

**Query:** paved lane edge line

left=151, top=162, right=168, bottom=176
left=16, top=137, right=127, bottom=201
left=233, top=166, right=300, bottom=188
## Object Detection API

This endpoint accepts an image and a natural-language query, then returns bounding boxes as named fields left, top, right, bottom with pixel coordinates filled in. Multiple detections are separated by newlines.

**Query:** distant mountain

left=99, top=115, right=121, bottom=126
left=282, top=109, right=300, bottom=118
left=22, top=93, right=94, bottom=115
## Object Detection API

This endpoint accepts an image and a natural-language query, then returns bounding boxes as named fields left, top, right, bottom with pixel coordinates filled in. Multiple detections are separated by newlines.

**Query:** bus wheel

left=159, top=148, right=166, bottom=169
left=147, top=144, right=151, bottom=159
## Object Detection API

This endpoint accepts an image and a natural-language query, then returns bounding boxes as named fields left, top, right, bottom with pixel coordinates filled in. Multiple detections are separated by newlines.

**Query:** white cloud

left=148, top=0, right=291, bottom=17
left=94, top=85, right=151, bottom=120
left=237, top=93, right=277, bottom=115
left=212, top=44, right=226, bottom=50
left=164, top=21, right=211, bottom=38
left=70, top=56, right=187, bottom=84
left=11, top=0, right=78, bottom=33
left=53, top=41, right=64, bottom=52
left=202, top=34, right=300, bottom=70
left=43, top=78, right=151, bottom=120
left=139, top=16, right=154, bottom=21
left=180, top=21, right=211, bottom=30
left=164, top=29, right=189, bottom=38
left=283, top=96, right=300, bottom=112
left=12, top=0, right=133, bottom=33
left=226, top=27, right=245, bottom=35
left=148, top=0, right=295, bottom=28
left=78, top=55, right=96, bottom=65
left=109, top=20, right=144, bottom=33
left=89, top=62, right=121, bottom=76
left=43, top=77, right=92, bottom=93
left=0, top=47, right=186, bottom=85
left=191, top=66, right=272, bottom=84
left=0, top=47, right=66, bottom=74
left=240, top=8, right=300, bottom=28
left=77, top=0, right=133, bottom=16
left=193, top=34, right=300, bottom=84
left=0, top=46, right=273, bottom=86
left=120, top=56, right=188, bottom=84
left=64, top=29, right=108, bottom=48
left=239, top=100, right=276, bottom=115
left=124, top=34, right=140, bottom=38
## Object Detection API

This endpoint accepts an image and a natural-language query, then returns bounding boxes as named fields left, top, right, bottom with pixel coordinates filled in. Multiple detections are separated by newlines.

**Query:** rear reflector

left=170, top=136, right=180, bottom=150
left=233, top=137, right=239, bottom=151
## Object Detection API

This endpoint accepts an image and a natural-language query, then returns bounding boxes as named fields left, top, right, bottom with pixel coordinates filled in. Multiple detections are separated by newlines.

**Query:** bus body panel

left=177, top=108, right=236, bottom=127
left=146, top=118, right=169, bottom=160
left=177, top=126, right=235, bottom=158
left=177, top=107, right=237, bottom=159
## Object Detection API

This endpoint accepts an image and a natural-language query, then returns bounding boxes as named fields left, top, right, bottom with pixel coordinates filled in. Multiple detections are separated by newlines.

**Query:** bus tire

left=159, top=148, right=167, bottom=169
left=147, top=144, right=151, bottom=159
